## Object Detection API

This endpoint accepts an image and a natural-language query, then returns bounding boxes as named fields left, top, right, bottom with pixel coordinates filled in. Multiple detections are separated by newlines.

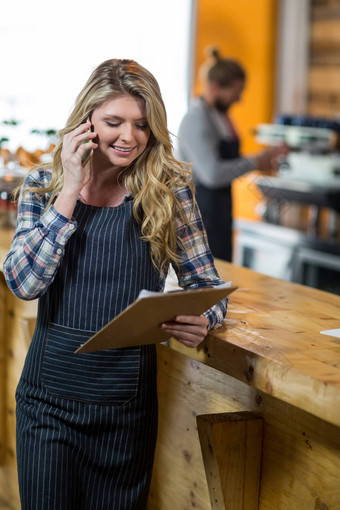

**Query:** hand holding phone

left=81, top=121, right=95, bottom=166
left=60, top=121, right=98, bottom=194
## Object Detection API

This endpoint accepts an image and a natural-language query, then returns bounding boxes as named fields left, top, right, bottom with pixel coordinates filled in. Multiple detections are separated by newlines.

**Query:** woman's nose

left=120, top=123, right=133, bottom=142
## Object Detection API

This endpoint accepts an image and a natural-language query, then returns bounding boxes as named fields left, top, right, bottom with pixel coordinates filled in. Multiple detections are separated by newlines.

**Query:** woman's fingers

left=63, top=122, right=97, bottom=158
left=60, top=122, right=98, bottom=192
left=160, top=314, right=209, bottom=348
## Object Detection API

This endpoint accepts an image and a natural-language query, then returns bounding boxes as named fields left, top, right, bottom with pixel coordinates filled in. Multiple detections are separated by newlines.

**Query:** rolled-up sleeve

left=174, top=185, right=228, bottom=329
left=3, top=169, right=77, bottom=300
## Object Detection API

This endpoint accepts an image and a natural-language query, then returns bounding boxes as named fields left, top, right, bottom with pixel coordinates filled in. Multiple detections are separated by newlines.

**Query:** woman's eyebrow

left=103, top=114, right=147, bottom=121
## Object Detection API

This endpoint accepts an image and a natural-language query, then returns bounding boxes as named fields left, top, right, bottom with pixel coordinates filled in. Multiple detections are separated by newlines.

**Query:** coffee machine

left=255, top=115, right=340, bottom=184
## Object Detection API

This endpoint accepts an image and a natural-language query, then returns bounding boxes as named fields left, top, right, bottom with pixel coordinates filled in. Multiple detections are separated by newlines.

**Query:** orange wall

left=193, top=0, right=279, bottom=219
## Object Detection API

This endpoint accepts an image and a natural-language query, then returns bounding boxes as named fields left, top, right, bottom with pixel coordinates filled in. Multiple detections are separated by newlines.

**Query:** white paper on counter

left=320, top=329, right=340, bottom=339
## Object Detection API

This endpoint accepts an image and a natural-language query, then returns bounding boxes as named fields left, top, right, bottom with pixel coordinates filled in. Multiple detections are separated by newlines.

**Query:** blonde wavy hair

left=19, top=59, right=196, bottom=272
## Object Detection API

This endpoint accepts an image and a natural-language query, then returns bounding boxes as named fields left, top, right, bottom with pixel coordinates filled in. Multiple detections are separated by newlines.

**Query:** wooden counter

left=150, top=260, right=340, bottom=509
left=177, top=260, right=340, bottom=428
left=0, top=229, right=339, bottom=509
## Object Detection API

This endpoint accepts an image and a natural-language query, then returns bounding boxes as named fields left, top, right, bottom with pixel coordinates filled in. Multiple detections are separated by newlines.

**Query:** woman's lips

left=111, top=145, right=136, bottom=154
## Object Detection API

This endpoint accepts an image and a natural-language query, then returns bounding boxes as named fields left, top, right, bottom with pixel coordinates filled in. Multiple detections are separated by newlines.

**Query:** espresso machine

left=255, top=115, right=340, bottom=184
left=233, top=115, right=340, bottom=293
left=252, top=115, right=340, bottom=225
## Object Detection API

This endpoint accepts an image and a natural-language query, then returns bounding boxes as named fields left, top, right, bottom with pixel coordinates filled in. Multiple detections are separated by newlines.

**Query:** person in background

left=177, top=47, right=288, bottom=262
left=3, top=58, right=227, bottom=510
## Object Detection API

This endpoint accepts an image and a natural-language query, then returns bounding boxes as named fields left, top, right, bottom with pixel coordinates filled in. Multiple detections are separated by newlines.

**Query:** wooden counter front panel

left=0, top=275, right=6, bottom=465
left=0, top=273, right=37, bottom=510
left=149, top=345, right=340, bottom=510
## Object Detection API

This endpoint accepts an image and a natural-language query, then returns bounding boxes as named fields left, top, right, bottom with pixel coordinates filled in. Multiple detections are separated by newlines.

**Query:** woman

left=3, top=59, right=227, bottom=509
left=178, top=48, right=287, bottom=261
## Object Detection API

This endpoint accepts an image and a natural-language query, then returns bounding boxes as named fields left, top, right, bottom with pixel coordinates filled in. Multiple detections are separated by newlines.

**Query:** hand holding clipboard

left=75, top=283, right=236, bottom=353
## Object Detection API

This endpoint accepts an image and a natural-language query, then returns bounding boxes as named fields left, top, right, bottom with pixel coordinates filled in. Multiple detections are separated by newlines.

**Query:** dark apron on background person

left=15, top=199, right=160, bottom=510
left=195, top=138, right=240, bottom=262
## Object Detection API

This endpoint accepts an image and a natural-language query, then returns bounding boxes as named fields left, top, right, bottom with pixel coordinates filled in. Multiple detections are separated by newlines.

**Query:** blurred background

left=0, top=0, right=193, bottom=154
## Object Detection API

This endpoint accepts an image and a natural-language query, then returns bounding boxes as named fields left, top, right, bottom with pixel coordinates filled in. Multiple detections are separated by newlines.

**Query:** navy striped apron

left=15, top=199, right=161, bottom=509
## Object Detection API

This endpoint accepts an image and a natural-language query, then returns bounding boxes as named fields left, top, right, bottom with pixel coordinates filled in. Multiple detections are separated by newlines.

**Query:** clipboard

left=75, top=284, right=237, bottom=353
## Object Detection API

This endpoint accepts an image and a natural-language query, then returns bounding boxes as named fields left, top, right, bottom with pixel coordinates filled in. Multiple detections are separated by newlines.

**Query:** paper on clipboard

left=75, top=282, right=236, bottom=353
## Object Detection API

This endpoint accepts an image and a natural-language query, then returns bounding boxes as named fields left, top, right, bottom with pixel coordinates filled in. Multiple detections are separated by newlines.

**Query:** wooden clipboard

left=75, top=285, right=237, bottom=353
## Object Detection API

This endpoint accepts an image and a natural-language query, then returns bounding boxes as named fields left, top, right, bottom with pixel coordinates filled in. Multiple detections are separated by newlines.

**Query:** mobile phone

left=81, top=121, right=94, bottom=166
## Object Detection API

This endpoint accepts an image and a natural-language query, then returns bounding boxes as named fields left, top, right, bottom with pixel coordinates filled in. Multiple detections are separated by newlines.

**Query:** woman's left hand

left=160, top=314, right=209, bottom=348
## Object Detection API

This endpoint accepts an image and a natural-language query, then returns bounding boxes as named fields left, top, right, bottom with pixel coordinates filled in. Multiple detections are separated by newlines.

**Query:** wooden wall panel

left=310, top=20, right=340, bottom=48
left=308, top=0, right=340, bottom=118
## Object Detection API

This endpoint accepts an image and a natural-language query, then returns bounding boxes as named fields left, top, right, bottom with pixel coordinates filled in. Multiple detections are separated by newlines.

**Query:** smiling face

left=90, top=94, right=151, bottom=170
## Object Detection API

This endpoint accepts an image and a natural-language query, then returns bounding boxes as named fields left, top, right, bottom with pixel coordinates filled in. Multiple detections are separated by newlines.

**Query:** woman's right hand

left=60, top=121, right=98, bottom=194
left=54, top=122, right=98, bottom=219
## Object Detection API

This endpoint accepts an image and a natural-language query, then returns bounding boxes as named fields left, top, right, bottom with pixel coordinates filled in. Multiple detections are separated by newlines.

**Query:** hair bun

left=204, top=46, right=220, bottom=62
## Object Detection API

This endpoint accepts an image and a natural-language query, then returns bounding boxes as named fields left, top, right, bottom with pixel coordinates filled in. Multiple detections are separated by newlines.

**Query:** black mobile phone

left=81, top=121, right=94, bottom=166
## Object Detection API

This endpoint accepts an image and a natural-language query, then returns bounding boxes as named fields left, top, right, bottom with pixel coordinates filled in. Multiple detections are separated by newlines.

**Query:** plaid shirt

left=3, top=169, right=227, bottom=329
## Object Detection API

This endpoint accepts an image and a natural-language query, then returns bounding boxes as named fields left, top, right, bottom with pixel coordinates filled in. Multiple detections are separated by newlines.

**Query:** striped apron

left=15, top=199, right=161, bottom=509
